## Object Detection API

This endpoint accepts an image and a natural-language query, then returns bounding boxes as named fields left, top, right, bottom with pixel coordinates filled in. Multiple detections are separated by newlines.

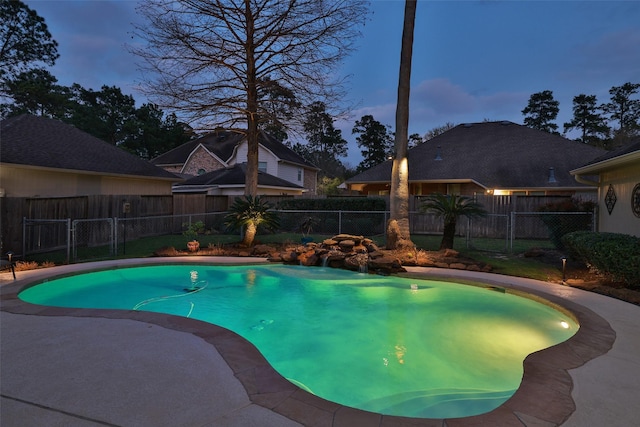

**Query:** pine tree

left=563, top=94, right=610, bottom=147
left=522, top=90, right=560, bottom=134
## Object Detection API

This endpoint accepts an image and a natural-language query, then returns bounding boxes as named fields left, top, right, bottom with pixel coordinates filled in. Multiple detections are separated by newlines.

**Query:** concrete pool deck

left=1, top=257, right=639, bottom=426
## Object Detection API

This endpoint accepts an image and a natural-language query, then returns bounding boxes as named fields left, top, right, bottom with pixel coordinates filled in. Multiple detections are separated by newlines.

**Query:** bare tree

left=386, top=0, right=416, bottom=250
left=424, top=122, right=455, bottom=141
left=131, top=0, right=368, bottom=196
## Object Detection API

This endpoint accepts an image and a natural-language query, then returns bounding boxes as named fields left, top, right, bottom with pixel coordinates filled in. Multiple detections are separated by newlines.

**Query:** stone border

left=1, top=260, right=615, bottom=426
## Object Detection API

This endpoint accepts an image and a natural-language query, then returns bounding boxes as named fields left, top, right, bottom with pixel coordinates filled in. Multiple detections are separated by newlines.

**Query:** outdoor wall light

left=561, top=256, right=567, bottom=283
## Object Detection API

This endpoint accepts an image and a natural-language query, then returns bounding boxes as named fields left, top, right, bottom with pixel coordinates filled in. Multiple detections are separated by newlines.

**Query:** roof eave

left=570, top=150, right=640, bottom=175
left=278, top=159, right=320, bottom=171
left=172, top=183, right=303, bottom=193
left=347, top=178, right=490, bottom=190
left=493, top=186, right=597, bottom=192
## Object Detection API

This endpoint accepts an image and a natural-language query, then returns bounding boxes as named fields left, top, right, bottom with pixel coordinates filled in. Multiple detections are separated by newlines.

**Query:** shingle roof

left=347, top=121, right=608, bottom=189
left=151, top=130, right=316, bottom=169
left=177, top=163, right=303, bottom=189
left=151, top=130, right=244, bottom=165
left=1, top=114, right=178, bottom=180
left=258, top=132, right=316, bottom=168
left=579, top=137, right=640, bottom=167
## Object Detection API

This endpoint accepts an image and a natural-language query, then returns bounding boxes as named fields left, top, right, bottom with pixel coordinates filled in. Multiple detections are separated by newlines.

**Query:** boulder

left=338, top=240, right=355, bottom=250
left=443, top=249, right=459, bottom=258
left=449, top=263, right=467, bottom=270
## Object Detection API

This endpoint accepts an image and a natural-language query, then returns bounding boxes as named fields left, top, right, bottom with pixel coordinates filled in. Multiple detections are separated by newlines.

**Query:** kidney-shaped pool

left=19, top=264, right=578, bottom=418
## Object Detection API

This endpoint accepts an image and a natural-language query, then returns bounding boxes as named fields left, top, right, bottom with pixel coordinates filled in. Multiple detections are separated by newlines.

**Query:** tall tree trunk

left=243, top=221, right=257, bottom=247
left=244, top=0, right=259, bottom=197
left=387, top=0, right=417, bottom=250
left=440, top=220, right=456, bottom=250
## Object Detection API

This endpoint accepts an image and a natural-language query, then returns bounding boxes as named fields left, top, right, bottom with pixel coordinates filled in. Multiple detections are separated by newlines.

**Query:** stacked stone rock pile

left=267, top=234, right=404, bottom=273
left=155, top=234, right=491, bottom=274
left=267, top=234, right=490, bottom=274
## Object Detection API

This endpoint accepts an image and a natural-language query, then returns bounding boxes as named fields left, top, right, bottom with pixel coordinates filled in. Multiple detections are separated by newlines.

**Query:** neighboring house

left=346, top=121, right=607, bottom=197
left=0, top=114, right=179, bottom=198
left=151, top=130, right=319, bottom=195
left=172, top=163, right=305, bottom=196
left=571, top=139, right=640, bottom=237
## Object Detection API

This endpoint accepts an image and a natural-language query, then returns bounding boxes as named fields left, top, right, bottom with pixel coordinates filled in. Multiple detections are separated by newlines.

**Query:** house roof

left=347, top=121, right=608, bottom=190
left=571, top=138, right=640, bottom=175
left=173, top=163, right=304, bottom=192
left=151, top=129, right=317, bottom=169
left=1, top=114, right=178, bottom=180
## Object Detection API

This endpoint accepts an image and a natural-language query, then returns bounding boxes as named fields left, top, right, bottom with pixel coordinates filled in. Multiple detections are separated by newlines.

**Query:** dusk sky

left=24, top=0, right=640, bottom=166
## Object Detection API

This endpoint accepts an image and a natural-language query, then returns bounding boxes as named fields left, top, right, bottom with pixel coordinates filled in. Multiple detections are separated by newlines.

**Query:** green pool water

left=19, top=264, right=578, bottom=418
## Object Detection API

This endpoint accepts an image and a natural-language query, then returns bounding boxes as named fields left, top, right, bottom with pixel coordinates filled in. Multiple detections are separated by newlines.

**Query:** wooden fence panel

left=205, top=196, right=229, bottom=212
left=27, top=196, right=88, bottom=219
left=173, top=194, right=206, bottom=216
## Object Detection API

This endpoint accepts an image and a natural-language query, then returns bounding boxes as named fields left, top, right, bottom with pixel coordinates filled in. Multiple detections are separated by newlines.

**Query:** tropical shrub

left=224, top=196, right=280, bottom=246
left=420, top=194, right=487, bottom=250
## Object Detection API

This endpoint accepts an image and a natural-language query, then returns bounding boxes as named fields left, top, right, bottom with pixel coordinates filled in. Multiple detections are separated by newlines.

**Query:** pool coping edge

left=0, top=258, right=616, bottom=427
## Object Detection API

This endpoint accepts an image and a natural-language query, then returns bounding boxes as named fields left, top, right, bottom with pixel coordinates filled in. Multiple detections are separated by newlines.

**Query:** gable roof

left=173, top=163, right=304, bottom=192
left=1, top=114, right=178, bottom=180
left=347, top=121, right=608, bottom=190
left=151, top=129, right=317, bottom=169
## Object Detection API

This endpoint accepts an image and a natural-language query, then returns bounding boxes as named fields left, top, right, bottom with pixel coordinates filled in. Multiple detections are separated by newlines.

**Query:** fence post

left=109, top=218, right=115, bottom=256
left=114, top=217, right=119, bottom=255
left=66, top=218, right=71, bottom=264
left=510, top=211, right=516, bottom=252
left=505, top=214, right=509, bottom=252
left=22, top=217, right=26, bottom=259
left=338, top=211, right=342, bottom=234
left=71, top=220, right=76, bottom=262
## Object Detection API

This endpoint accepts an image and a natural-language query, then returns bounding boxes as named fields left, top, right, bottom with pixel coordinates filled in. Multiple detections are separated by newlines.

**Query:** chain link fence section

left=409, top=212, right=443, bottom=235
left=466, top=214, right=510, bottom=252
left=115, top=212, right=229, bottom=256
left=274, top=210, right=388, bottom=237
left=510, top=211, right=596, bottom=253
left=23, top=209, right=598, bottom=262
left=72, top=218, right=114, bottom=262
left=23, top=218, right=71, bottom=262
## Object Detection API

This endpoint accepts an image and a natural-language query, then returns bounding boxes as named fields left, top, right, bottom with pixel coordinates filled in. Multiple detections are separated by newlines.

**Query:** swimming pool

left=19, top=263, right=578, bottom=418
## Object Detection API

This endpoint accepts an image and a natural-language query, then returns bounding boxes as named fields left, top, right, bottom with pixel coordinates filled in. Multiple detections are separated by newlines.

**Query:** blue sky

left=25, top=0, right=640, bottom=166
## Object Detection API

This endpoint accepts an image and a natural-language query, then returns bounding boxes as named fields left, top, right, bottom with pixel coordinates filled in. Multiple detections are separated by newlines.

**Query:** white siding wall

left=598, top=162, right=640, bottom=237
left=278, top=163, right=303, bottom=185
left=232, top=142, right=279, bottom=176
left=232, top=141, right=306, bottom=186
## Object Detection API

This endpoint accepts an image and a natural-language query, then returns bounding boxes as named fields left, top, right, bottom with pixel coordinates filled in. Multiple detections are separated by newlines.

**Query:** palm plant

left=224, top=196, right=280, bottom=246
left=420, top=193, right=487, bottom=250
